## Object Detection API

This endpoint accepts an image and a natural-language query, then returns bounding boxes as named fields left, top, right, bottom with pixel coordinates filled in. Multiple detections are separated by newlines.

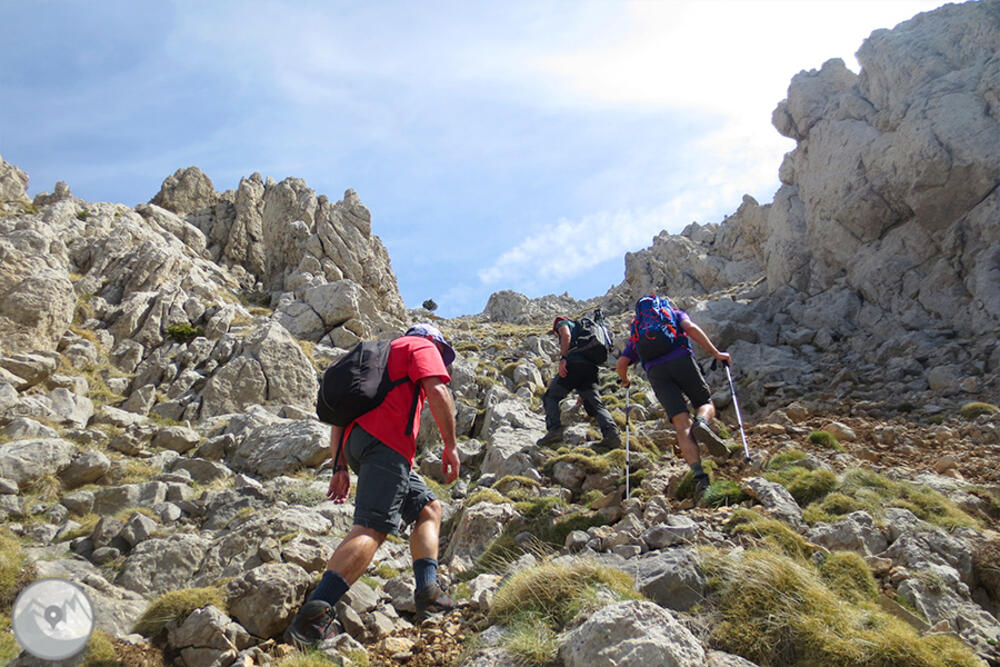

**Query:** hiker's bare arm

left=422, top=376, right=460, bottom=483
left=327, top=425, right=350, bottom=502
left=682, top=319, right=731, bottom=364
left=557, top=326, right=571, bottom=377
left=616, top=355, right=631, bottom=387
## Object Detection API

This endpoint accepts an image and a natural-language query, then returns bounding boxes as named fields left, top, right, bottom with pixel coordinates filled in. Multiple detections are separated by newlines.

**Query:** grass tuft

left=132, top=587, right=226, bottom=637
left=726, top=509, right=812, bottom=562
left=808, top=430, right=844, bottom=452
left=490, top=559, right=640, bottom=630
left=958, top=401, right=999, bottom=419
left=702, top=480, right=747, bottom=507
left=0, top=528, right=33, bottom=608
left=703, top=548, right=981, bottom=667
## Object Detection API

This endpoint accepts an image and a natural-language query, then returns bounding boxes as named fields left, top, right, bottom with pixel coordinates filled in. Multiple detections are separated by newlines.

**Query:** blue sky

left=0, top=1, right=947, bottom=317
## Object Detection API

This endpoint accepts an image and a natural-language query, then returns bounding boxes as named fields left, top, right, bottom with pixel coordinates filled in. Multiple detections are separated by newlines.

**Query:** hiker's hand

left=715, top=351, right=731, bottom=366
left=441, top=445, right=460, bottom=484
left=558, top=358, right=568, bottom=377
left=618, top=376, right=631, bottom=388
left=328, top=469, right=350, bottom=503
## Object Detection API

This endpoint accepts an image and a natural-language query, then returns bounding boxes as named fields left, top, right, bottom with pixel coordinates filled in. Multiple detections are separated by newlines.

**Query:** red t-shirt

left=347, top=336, right=450, bottom=466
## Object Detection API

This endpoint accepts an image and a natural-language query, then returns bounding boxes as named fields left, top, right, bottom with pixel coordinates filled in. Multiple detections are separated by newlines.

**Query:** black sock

left=413, top=557, right=438, bottom=593
left=309, top=570, right=350, bottom=606
left=690, top=461, right=705, bottom=477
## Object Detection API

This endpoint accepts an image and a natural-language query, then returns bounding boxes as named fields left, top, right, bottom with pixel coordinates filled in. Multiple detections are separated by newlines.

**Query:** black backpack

left=316, top=340, right=420, bottom=436
left=570, top=310, right=614, bottom=364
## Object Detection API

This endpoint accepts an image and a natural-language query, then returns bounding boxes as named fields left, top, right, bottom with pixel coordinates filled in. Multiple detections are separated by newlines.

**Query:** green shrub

left=76, top=208, right=91, bottom=220
left=809, top=430, right=843, bottom=451
left=166, top=322, right=203, bottom=343
left=959, top=401, right=999, bottom=419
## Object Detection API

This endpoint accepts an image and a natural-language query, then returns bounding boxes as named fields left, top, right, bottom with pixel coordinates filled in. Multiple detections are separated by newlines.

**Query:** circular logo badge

left=12, top=578, right=95, bottom=660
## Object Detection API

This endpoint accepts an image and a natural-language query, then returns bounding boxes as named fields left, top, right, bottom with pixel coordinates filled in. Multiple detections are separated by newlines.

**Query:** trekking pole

left=724, top=362, right=752, bottom=463
left=624, top=384, right=631, bottom=499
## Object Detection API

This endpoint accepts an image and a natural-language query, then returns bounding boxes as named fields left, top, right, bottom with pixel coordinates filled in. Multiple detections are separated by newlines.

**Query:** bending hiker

left=285, top=324, right=461, bottom=649
left=536, top=314, right=621, bottom=450
left=616, top=295, right=730, bottom=497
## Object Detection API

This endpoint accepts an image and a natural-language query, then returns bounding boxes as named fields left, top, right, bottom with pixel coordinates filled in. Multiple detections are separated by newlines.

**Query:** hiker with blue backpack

left=616, top=295, right=731, bottom=497
left=536, top=310, right=621, bottom=451
left=285, top=324, right=461, bottom=649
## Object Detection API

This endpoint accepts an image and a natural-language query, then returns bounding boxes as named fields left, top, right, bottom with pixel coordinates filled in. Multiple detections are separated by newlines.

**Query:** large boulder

left=227, top=419, right=330, bottom=478
left=0, top=226, right=75, bottom=354
left=225, top=563, right=312, bottom=638
left=0, top=438, right=77, bottom=486
left=558, top=600, right=706, bottom=667
left=115, top=534, right=211, bottom=598
left=200, top=321, right=317, bottom=418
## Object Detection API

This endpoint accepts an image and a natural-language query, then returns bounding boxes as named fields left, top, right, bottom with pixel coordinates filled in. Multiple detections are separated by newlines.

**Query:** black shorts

left=344, top=425, right=436, bottom=535
left=646, top=355, right=712, bottom=420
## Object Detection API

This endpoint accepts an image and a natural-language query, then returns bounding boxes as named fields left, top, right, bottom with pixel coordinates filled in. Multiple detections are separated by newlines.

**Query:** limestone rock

left=227, top=419, right=329, bottom=478
left=115, top=534, right=210, bottom=597
left=0, top=438, right=77, bottom=486
left=0, top=154, right=29, bottom=202
left=149, top=167, right=218, bottom=216
left=225, top=562, right=312, bottom=638
left=558, top=599, right=706, bottom=667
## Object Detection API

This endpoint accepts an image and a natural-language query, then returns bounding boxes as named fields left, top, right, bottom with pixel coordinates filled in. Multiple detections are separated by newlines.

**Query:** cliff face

left=605, top=0, right=1000, bottom=412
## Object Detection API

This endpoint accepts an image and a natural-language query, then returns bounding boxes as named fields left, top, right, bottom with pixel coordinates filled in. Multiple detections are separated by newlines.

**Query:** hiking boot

left=693, top=417, right=729, bottom=457
left=594, top=430, right=621, bottom=451
left=692, top=473, right=711, bottom=503
left=414, top=583, right=459, bottom=621
left=536, top=427, right=564, bottom=447
left=283, top=600, right=339, bottom=649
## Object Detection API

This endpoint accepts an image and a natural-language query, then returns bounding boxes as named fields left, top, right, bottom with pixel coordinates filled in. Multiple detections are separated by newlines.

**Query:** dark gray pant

left=542, top=361, right=617, bottom=435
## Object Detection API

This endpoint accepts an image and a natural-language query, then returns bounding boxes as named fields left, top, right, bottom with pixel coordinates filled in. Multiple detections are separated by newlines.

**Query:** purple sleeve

left=620, top=339, right=639, bottom=365
left=675, top=309, right=691, bottom=323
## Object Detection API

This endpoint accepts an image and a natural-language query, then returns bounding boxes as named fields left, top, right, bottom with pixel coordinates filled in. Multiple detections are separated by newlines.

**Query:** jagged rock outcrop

left=158, top=169, right=407, bottom=336
left=0, top=152, right=29, bottom=204
left=607, top=0, right=1000, bottom=413
left=483, top=289, right=595, bottom=325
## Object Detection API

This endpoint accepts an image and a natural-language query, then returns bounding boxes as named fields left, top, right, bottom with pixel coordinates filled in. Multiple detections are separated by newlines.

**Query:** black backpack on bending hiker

left=570, top=309, right=614, bottom=364
left=316, top=340, right=420, bottom=435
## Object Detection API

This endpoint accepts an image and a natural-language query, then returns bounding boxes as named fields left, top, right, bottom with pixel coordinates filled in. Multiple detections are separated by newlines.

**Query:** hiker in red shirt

left=285, top=324, right=460, bottom=648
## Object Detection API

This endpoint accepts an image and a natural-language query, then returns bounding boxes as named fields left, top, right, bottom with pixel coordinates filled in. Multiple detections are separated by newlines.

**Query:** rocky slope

left=0, top=2, right=998, bottom=667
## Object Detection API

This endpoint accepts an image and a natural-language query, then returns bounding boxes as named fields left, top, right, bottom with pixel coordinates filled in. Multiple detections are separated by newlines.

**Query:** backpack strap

left=405, top=380, right=421, bottom=436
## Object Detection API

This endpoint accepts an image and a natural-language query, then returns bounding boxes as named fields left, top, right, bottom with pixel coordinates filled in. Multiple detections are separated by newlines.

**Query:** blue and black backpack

left=630, top=295, right=690, bottom=362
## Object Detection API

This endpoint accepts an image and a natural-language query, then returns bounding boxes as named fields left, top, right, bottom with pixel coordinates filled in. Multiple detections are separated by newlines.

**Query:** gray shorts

left=647, top=355, right=712, bottom=420
left=344, top=425, right=436, bottom=535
